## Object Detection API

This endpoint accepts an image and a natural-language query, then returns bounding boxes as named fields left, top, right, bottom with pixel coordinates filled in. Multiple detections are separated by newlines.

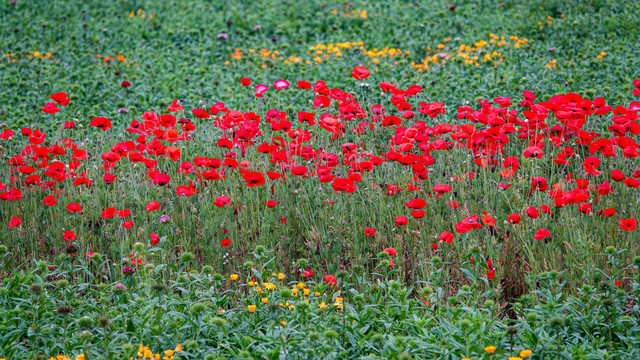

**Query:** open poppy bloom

left=620, top=218, right=637, bottom=231
left=351, top=66, right=370, bottom=80
left=534, top=228, right=551, bottom=240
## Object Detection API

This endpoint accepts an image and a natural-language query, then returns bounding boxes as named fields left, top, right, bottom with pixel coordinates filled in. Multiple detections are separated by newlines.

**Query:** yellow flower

left=230, top=274, right=238, bottom=281
left=303, top=288, right=310, bottom=296
left=287, top=304, right=295, bottom=310
left=280, top=321, right=287, bottom=327
left=248, top=281, right=255, bottom=287
left=278, top=273, right=285, bottom=280
left=508, top=357, right=523, bottom=360
left=247, top=305, right=256, bottom=313
left=33, top=51, right=41, bottom=58
left=296, top=282, right=306, bottom=289
left=319, top=301, right=327, bottom=309
left=164, top=350, right=174, bottom=356
left=519, top=350, right=532, bottom=358
left=462, top=358, right=471, bottom=360
left=315, top=291, right=321, bottom=296
left=484, top=346, right=496, bottom=353
left=264, top=282, right=276, bottom=290
left=261, top=297, right=268, bottom=304
left=175, top=344, right=183, bottom=352
left=291, top=288, right=298, bottom=296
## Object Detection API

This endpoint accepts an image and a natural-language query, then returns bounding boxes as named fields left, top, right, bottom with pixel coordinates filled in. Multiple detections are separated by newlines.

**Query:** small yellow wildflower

left=247, top=305, right=256, bottom=313
left=520, top=350, right=532, bottom=358
left=278, top=273, right=285, bottom=280
left=485, top=346, right=496, bottom=353
left=261, top=297, right=268, bottom=304
left=230, top=274, right=238, bottom=281
left=319, top=301, right=327, bottom=309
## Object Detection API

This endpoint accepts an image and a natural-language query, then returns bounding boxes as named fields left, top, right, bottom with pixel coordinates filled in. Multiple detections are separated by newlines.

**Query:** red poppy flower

left=240, top=77, right=251, bottom=86
left=439, top=232, right=454, bottom=244
left=65, top=203, right=83, bottom=213
left=394, top=216, right=408, bottom=226
left=302, top=269, right=314, bottom=277
left=603, top=208, right=616, bottom=217
left=243, top=171, right=265, bottom=187
left=507, top=213, right=521, bottom=224
left=487, top=259, right=495, bottom=280
left=620, top=218, right=637, bottom=231
left=221, top=238, right=231, bottom=247
left=404, top=198, right=427, bottom=209
left=364, top=227, right=375, bottom=236
left=323, top=275, right=337, bottom=286
left=50, top=92, right=70, bottom=106
left=383, top=247, right=397, bottom=256
left=150, top=233, right=160, bottom=246
left=121, top=80, right=131, bottom=88
left=526, top=206, right=540, bottom=219
left=297, top=80, right=311, bottom=89
left=411, top=210, right=426, bottom=218
left=101, top=207, right=116, bottom=219
left=8, top=216, right=22, bottom=228
left=534, top=228, right=551, bottom=240
left=432, top=184, right=452, bottom=199
left=63, top=230, right=77, bottom=241
left=481, top=212, right=495, bottom=226
left=41, top=102, right=60, bottom=114
left=265, top=200, right=278, bottom=208
left=448, top=200, right=460, bottom=209
left=122, top=221, right=134, bottom=229
left=455, top=215, right=482, bottom=233
left=146, top=201, right=161, bottom=211
left=214, top=196, right=232, bottom=208
left=351, top=66, right=370, bottom=80
left=89, top=117, right=112, bottom=131
left=192, top=109, right=210, bottom=119
left=43, top=195, right=58, bottom=206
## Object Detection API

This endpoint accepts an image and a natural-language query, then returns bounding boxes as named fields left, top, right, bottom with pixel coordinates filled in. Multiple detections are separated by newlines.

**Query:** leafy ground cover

left=1, top=0, right=640, bottom=359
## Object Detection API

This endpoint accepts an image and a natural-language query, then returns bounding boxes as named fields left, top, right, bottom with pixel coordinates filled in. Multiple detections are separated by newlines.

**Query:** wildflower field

left=1, top=0, right=640, bottom=359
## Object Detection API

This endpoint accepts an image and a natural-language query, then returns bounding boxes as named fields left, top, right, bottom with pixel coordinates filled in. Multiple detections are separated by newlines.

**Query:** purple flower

left=548, top=47, right=555, bottom=52
left=115, top=283, right=124, bottom=288
left=253, top=25, right=261, bottom=31
left=217, top=33, right=229, bottom=39
left=160, top=215, right=172, bottom=223
left=117, top=107, right=129, bottom=113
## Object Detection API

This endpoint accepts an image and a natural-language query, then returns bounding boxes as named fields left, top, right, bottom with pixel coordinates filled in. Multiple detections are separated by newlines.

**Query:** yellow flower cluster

left=538, top=14, right=566, bottom=29
left=483, top=346, right=532, bottom=358
left=133, top=344, right=183, bottom=360
left=228, top=42, right=406, bottom=67
left=411, top=34, right=528, bottom=71
left=3, top=51, right=54, bottom=63
left=96, top=54, right=127, bottom=63
left=342, top=9, right=368, bottom=18
left=595, top=51, right=607, bottom=60
left=545, top=59, right=557, bottom=69
left=129, top=9, right=156, bottom=19
left=309, top=42, right=405, bottom=64
left=330, top=6, right=368, bottom=18
left=44, top=344, right=182, bottom=360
